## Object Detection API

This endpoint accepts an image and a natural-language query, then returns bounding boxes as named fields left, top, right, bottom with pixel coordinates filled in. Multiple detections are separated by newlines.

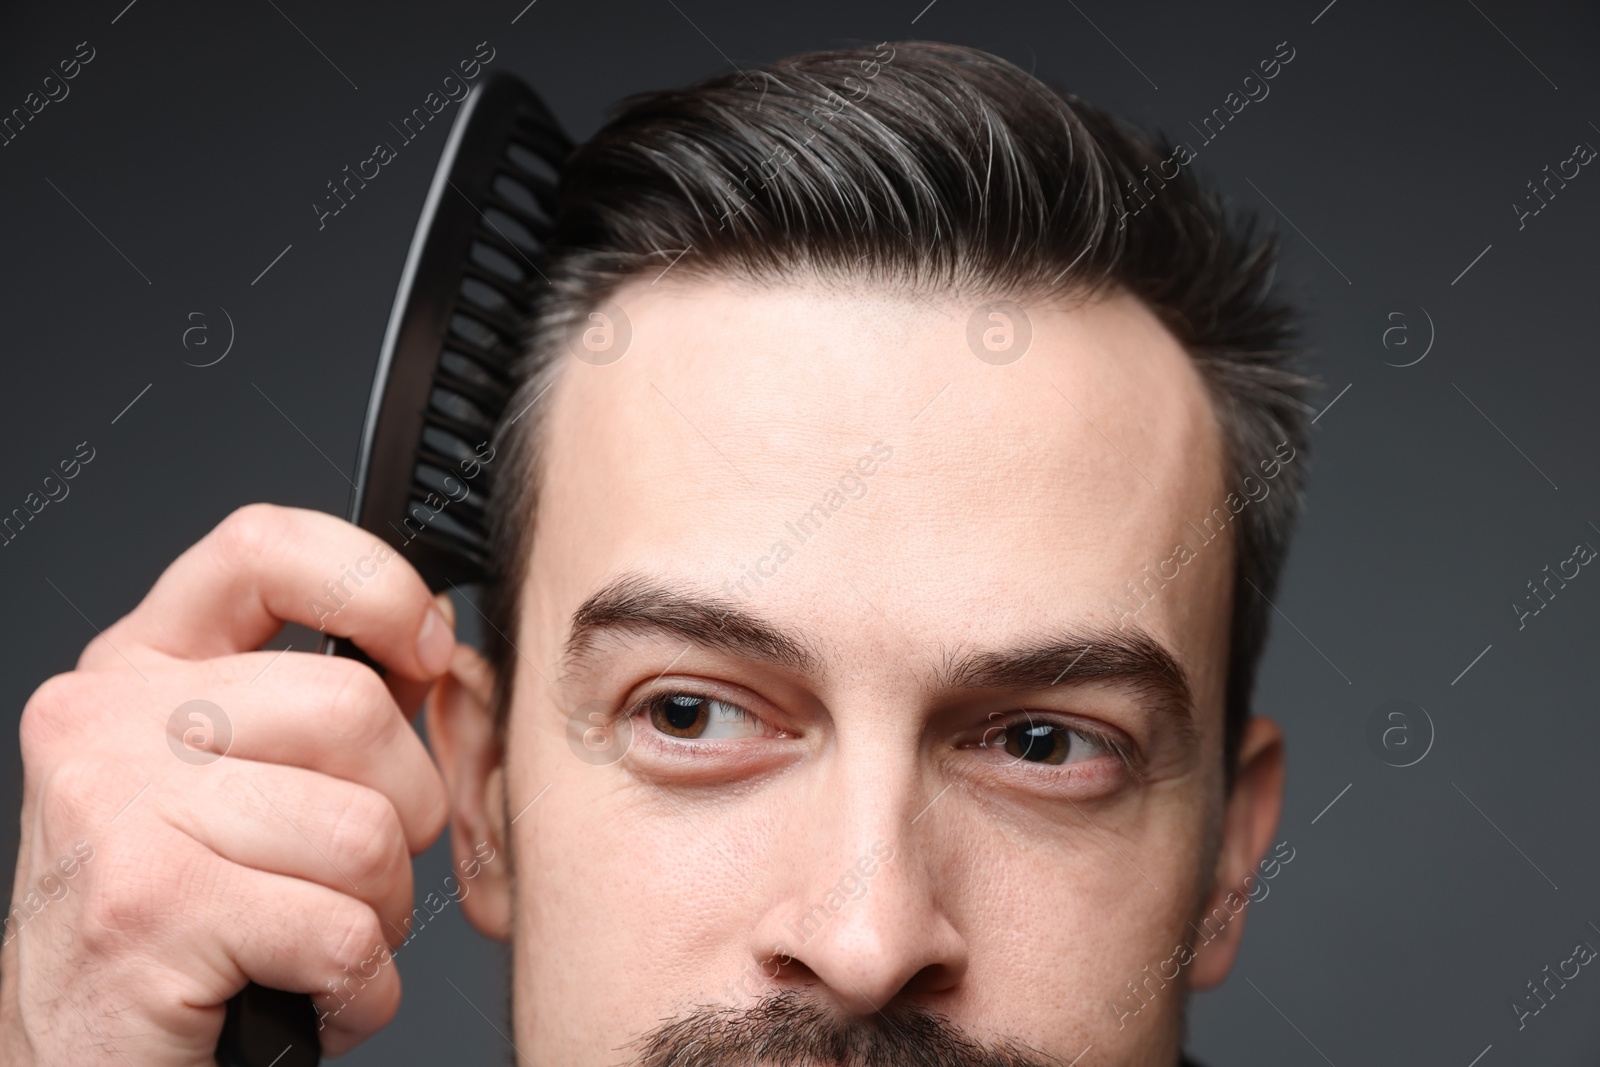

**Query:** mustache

left=627, top=990, right=1062, bottom=1067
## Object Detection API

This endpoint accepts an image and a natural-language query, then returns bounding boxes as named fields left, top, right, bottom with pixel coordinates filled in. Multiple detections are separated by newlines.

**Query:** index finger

left=113, top=504, right=455, bottom=679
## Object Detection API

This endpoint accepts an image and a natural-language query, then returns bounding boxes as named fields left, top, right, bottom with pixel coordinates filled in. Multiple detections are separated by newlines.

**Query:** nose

left=751, top=771, right=969, bottom=1016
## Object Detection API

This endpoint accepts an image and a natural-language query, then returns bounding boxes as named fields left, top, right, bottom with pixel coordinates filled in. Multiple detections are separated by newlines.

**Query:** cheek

left=932, top=805, right=1214, bottom=1051
left=511, top=734, right=786, bottom=998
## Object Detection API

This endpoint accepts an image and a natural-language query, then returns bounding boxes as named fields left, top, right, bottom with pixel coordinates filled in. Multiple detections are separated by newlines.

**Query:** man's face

left=435, top=279, right=1284, bottom=1065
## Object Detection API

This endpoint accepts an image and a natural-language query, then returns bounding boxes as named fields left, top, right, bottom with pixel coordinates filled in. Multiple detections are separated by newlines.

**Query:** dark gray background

left=2, top=0, right=1597, bottom=1063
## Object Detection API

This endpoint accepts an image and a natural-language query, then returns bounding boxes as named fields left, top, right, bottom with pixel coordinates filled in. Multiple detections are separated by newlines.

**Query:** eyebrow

left=935, top=632, right=1194, bottom=722
left=563, top=573, right=822, bottom=676
left=561, top=572, right=1194, bottom=720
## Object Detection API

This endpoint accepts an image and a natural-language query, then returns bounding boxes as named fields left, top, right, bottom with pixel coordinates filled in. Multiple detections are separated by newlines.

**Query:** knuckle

left=324, top=898, right=386, bottom=973
left=76, top=883, right=137, bottom=956
left=326, top=788, right=403, bottom=887
left=210, top=503, right=286, bottom=566
left=35, top=759, right=122, bottom=839
left=324, top=663, right=394, bottom=751
left=367, top=967, right=402, bottom=1028
left=19, top=673, right=89, bottom=763
left=76, top=843, right=192, bottom=956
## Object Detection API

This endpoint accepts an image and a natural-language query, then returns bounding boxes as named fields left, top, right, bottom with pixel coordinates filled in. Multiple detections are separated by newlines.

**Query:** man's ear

left=1188, top=715, right=1285, bottom=989
left=425, top=607, right=512, bottom=941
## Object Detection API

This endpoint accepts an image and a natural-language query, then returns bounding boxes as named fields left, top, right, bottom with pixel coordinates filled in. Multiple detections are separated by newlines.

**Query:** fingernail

left=416, top=605, right=455, bottom=675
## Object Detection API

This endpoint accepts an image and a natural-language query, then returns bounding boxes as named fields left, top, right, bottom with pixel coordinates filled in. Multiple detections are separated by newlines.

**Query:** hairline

left=490, top=271, right=1232, bottom=739
left=478, top=41, right=1312, bottom=787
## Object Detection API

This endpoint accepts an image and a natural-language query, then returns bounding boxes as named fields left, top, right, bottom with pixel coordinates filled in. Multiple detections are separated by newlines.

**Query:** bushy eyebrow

left=561, top=572, right=1195, bottom=722
left=934, top=632, right=1195, bottom=723
left=563, top=572, right=821, bottom=676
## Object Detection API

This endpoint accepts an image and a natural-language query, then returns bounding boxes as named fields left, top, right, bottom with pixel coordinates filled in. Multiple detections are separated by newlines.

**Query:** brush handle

left=215, top=637, right=377, bottom=1065
left=217, top=982, right=319, bottom=1066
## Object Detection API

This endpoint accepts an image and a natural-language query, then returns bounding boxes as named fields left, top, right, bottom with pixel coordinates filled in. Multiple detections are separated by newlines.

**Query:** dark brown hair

left=481, top=41, right=1312, bottom=768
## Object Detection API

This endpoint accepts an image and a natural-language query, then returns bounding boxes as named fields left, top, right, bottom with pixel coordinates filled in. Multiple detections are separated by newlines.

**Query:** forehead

left=528, top=278, right=1232, bottom=704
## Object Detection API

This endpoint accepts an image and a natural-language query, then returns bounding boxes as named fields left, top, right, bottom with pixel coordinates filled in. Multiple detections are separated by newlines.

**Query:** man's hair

left=481, top=41, right=1312, bottom=770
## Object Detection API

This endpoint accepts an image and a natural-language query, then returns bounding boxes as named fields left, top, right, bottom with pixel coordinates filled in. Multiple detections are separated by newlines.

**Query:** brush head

left=349, top=71, right=570, bottom=590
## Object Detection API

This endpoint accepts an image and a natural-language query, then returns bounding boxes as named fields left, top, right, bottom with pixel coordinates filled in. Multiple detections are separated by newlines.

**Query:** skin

left=430, top=278, right=1287, bottom=1065
left=0, top=277, right=1283, bottom=1066
left=2, top=506, right=455, bottom=1065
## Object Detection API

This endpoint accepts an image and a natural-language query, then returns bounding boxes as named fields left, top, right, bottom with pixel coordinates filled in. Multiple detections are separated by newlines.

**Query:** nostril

left=761, top=949, right=818, bottom=987
left=720, top=950, right=818, bottom=1007
left=903, top=960, right=962, bottom=996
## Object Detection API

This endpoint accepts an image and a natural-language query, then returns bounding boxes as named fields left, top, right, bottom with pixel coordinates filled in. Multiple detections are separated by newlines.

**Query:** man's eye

left=645, top=692, right=762, bottom=740
left=983, top=715, right=1109, bottom=766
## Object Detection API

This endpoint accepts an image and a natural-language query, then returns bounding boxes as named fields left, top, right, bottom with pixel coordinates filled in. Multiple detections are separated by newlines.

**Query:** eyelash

left=624, top=686, right=1139, bottom=776
left=970, top=713, right=1142, bottom=777
left=622, top=686, right=787, bottom=753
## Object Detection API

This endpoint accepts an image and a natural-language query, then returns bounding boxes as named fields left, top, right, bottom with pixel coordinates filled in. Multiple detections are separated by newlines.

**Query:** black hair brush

left=216, top=71, right=570, bottom=1067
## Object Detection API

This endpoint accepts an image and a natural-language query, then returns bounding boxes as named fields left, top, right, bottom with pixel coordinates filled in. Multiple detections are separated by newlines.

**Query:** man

left=2, top=41, right=1308, bottom=1066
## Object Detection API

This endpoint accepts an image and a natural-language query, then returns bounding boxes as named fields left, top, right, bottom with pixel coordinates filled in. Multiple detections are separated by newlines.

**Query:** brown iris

left=1002, top=719, right=1071, bottom=764
left=650, top=693, right=710, bottom=738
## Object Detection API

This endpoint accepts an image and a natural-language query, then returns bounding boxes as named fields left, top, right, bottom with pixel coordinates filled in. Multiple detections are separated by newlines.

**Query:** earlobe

left=1187, top=715, right=1286, bottom=990
left=426, top=633, right=514, bottom=940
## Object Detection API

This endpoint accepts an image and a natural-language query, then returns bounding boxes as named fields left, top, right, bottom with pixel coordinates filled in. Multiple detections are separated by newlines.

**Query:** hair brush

left=216, top=71, right=571, bottom=1067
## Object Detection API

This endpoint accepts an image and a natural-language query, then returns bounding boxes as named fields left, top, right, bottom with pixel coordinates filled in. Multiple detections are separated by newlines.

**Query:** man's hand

left=1, top=504, right=455, bottom=1066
